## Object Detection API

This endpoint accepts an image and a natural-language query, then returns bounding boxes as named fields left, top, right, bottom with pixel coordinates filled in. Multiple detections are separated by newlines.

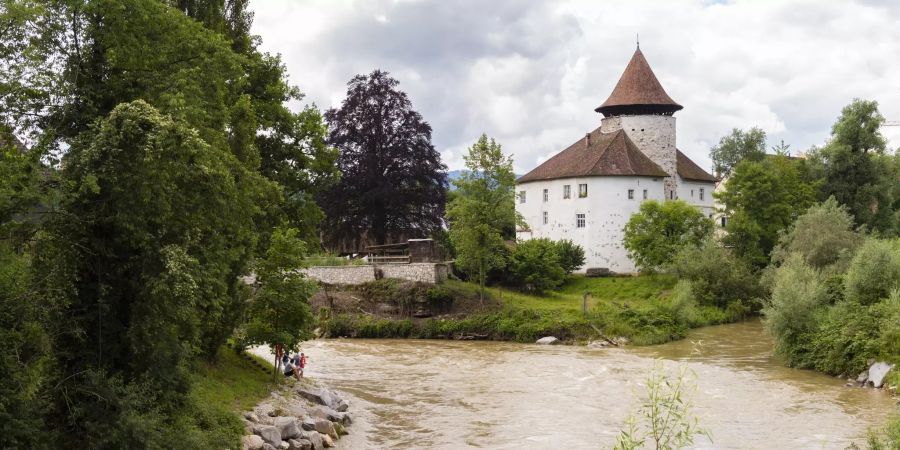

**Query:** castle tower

left=597, top=47, right=682, bottom=200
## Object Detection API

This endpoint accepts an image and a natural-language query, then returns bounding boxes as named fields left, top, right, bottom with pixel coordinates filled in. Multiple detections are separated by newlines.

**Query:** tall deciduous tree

left=447, top=134, right=518, bottom=302
left=242, top=227, right=317, bottom=374
left=322, top=70, right=447, bottom=249
left=716, top=156, right=816, bottom=267
left=36, top=101, right=276, bottom=446
left=709, top=127, right=767, bottom=177
left=816, top=99, right=896, bottom=234
left=622, top=200, right=713, bottom=273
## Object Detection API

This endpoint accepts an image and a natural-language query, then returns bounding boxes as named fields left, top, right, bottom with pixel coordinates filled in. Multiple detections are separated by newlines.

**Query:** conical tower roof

left=595, top=47, right=682, bottom=117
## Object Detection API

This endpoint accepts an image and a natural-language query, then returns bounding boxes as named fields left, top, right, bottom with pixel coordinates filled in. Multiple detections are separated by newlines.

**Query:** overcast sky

left=251, top=0, right=900, bottom=173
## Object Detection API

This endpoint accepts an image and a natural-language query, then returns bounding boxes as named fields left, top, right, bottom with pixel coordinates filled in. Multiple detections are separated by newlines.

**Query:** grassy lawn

left=192, top=347, right=280, bottom=414
left=323, top=274, right=743, bottom=345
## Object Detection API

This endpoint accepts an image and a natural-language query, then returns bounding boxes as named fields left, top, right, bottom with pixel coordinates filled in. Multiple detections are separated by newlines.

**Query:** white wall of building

left=515, top=176, right=665, bottom=273
left=676, top=176, right=716, bottom=218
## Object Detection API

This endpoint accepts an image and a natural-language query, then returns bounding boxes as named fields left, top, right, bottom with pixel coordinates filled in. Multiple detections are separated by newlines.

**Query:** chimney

left=585, top=132, right=591, bottom=147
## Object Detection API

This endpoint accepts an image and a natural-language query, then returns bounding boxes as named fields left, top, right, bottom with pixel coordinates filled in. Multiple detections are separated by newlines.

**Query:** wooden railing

left=367, top=255, right=410, bottom=265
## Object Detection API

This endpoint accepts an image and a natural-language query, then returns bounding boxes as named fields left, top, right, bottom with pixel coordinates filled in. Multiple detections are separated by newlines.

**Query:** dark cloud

left=253, top=0, right=900, bottom=171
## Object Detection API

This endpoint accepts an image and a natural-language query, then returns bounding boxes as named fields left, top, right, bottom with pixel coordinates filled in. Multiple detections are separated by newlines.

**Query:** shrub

left=673, top=239, right=761, bottom=309
left=844, top=238, right=900, bottom=305
left=763, top=255, right=829, bottom=367
left=807, top=300, right=883, bottom=375
left=623, top=200, right=713, bottom=273
left=555, top=239, right=586, bottom=274
left=771, top=197, right=863, bottom=273
left=506, top=238, right=566, bottom=293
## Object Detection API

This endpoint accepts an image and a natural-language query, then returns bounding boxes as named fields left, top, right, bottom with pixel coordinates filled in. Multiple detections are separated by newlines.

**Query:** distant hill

left=446, top=170, right=521, bottom=190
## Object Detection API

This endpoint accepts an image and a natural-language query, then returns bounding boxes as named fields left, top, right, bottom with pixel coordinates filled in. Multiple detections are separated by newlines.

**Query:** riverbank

left=192, top=347, right=354, bottom=449
left=315, top=275, right=748, bottom=345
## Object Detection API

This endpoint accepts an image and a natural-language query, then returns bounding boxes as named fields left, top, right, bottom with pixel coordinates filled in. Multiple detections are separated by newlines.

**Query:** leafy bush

left=763, top=254, right=828, bottom=366
left=506, top=238, right=566, bottom=293
left=623, top=200, right=713, bottom=273
left=844, top=238, right=900, bottom=305
left=673, top=239, right=761, bottom=309
left=771, top=197, right=863, bottom=272
left=555, top=239, right=586, bottom=274
left=807, top=300, right=882, bottom=375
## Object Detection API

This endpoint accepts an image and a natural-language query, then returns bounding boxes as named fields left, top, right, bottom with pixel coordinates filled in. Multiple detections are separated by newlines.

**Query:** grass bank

left=320, top=275, right=748, bottom=345
left=186, top=347, right=280, bottom=447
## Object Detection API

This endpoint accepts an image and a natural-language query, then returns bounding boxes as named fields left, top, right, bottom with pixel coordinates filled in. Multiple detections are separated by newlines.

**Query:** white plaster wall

left=600, top=115, right=677, bottom=200
left=516, top=176, right=665, bottom=273
left=676, top=176, right=716, bottom=218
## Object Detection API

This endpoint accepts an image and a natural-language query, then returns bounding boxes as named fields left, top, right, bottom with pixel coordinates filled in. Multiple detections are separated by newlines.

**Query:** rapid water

left=296, top=320, right=896, bottom=449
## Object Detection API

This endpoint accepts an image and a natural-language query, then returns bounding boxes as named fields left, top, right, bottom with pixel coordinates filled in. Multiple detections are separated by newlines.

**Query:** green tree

left=843, top=238, right=900, bottom=305
left=716, top=156, right=816, bottom=267
left=673, top=239, right=760, bottom=310
left=555, top=239, right=586, bottom=274
left=817, top=99, right=896, bottom=234
left=770, top=198, right=863, bottom=273
left=242, top=227, right=317, bottom=373
left=447, top=134, right=519, bottom=302
left=507, top=238, right=566, bottom=293
left=622, top=200, right=713, bottom=273
left=709, top=127, right=766, bottom=177
left=36, top=101, right=275, bottom=446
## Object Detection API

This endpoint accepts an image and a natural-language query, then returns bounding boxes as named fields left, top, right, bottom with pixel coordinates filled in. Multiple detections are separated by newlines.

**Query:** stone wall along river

left=299, top=320, right=896, bottom=449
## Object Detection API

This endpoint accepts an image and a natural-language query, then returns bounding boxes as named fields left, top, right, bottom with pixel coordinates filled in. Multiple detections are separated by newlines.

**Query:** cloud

left=251, top=0, right=900, bottom=172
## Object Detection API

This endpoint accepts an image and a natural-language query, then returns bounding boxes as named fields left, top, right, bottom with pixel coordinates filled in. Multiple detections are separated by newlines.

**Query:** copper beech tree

left=321, top=70, right=448, bottom=248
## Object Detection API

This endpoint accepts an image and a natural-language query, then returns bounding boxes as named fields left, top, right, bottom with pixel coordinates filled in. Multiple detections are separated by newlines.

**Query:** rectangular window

left=543, top=189, right=549, bottom=202
left=700, top=188, right=705, bottom=201
left=563, top=185, right=571, bottom=199
left=670, top=191, right=674, bottom=200
left=542, top=211, right=548, bottom=224
left=518, top=190, right=526, bottom=204
left=643, top=189, right=648, bottom=200
left=576, top=213, right=586, bottom=228
left=628, top=189, right=634, bottom=200
left=578, top=184, right=588, bottom=198
left=691, top=189, right=694, bottom=197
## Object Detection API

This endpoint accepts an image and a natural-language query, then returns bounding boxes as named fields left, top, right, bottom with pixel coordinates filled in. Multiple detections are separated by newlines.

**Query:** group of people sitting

left=282, top=352, right=307, bottom=380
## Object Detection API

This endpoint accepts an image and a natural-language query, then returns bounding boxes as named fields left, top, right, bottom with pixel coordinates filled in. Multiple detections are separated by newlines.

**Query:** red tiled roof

left=517, top=128, right=668, bottom=183
left=676, top=149, right=717, bottom=182
left=596, top=48, right=682, bottom=116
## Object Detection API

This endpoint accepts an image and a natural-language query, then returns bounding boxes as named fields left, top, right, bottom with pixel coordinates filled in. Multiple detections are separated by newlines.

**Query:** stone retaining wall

left=300, top=263, right=448, bottom=285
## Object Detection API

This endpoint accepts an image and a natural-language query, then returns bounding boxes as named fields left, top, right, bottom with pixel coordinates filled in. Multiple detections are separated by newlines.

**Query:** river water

left=298, top=320, right=896, bottom=449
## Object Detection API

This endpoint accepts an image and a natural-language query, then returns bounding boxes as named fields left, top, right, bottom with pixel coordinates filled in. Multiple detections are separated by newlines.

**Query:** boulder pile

left=241, top=386, right=352, bottom=450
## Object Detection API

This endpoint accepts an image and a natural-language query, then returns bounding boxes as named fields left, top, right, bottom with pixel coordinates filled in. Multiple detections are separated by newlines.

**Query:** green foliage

left=506, top=238, right=566, bottom=293
left=763, top=255, right=828, bottom=367
left=35, top=101, right=274, bottom=446
left=0, top=245, right=52, bottom=449
left=709, top=126, right=767, bottom=177
left=555, top=239, right=586, bottom=274
left=844, top=238, right=900, bottom=305
left=242, top=227, right=317, bottom=352
left=771, top=197, right=863, bottom=273
left=622, top=200, right=713, bottom=273
left=816, top=99, right=897, bottom=234
left=447, top=134, right=519, bottom=301
left=672, top=239, right=761, bottom=310
left=717, top=156, right=816, bottom=267
left=613, top=361, right=711, bottom=450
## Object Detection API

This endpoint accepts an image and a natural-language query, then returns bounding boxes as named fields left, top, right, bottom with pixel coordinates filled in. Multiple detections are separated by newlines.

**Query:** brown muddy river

left=298, top=320, right=896, bottom=449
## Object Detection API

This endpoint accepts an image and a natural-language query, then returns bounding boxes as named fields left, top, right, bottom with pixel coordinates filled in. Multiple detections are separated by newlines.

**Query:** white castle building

left=515, top=47, right=717, bottom=273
